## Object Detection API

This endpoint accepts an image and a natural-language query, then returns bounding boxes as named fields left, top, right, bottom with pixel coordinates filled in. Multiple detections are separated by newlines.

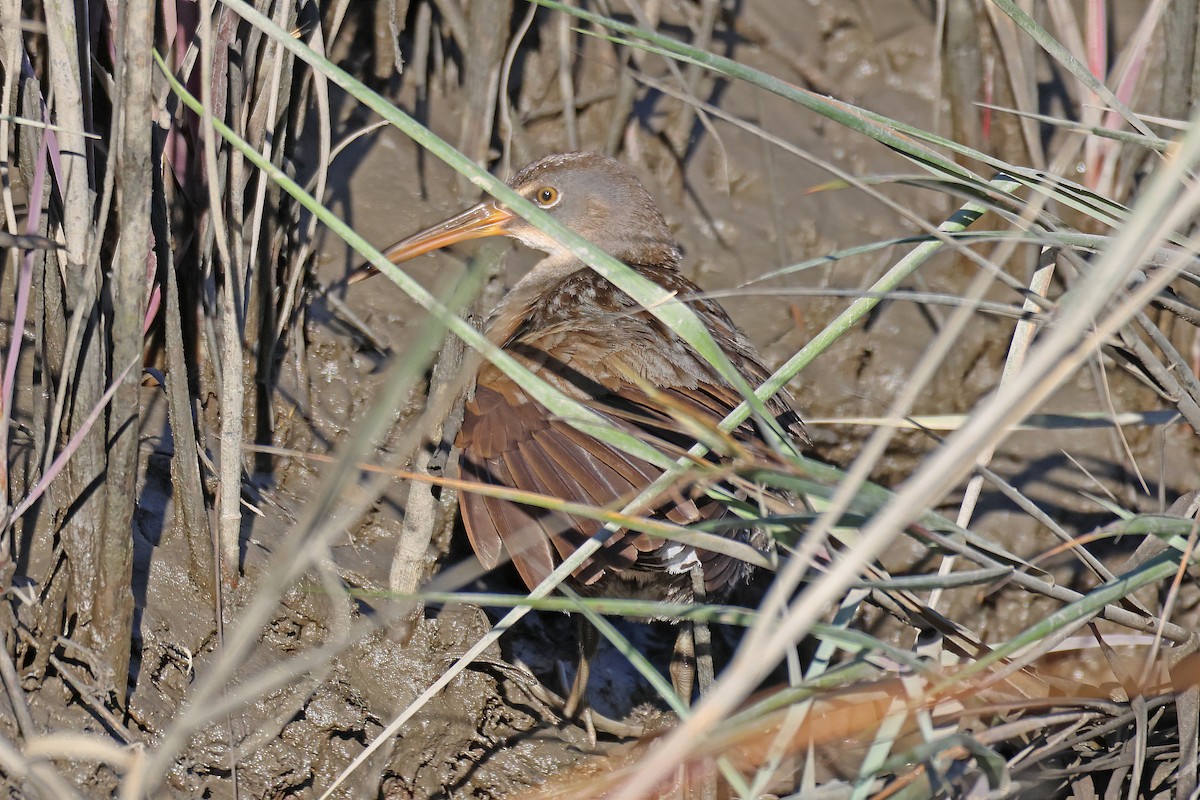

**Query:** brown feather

left=398, top=155, right=808, bottom=605
left=455, top=260, right=804, bottom=602
left=365, top=152, right=807, bottom=712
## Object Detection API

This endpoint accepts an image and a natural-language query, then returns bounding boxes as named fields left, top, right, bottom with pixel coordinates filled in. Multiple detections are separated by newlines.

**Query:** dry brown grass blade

left=517, top=647, right=1200, bottom=799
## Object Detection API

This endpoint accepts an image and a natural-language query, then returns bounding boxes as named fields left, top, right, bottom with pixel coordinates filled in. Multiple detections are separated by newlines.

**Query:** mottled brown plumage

left=354, top=152, right=805, bottom=721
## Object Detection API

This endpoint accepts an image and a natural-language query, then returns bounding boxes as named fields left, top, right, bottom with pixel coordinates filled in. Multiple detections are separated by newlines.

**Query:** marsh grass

left=2, top=1, right=1199, bottom=798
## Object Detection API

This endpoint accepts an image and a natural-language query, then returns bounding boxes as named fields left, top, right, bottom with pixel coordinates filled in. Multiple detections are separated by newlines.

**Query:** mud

left=6, top=2, right=1195, bottom=798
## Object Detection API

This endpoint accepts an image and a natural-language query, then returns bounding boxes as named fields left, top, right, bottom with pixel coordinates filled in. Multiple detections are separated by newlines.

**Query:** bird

left=350, top=151, right=806, bottom=729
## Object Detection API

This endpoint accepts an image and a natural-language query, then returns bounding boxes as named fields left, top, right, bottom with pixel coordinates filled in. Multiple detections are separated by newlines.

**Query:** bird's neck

left=485, top=251, right=581, bottom=346
left=485, top=242, right=683, bottom=346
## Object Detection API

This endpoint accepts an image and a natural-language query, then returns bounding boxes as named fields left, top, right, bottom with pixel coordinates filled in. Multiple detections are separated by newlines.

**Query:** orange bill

left=346, top=199, right=516, bottom=285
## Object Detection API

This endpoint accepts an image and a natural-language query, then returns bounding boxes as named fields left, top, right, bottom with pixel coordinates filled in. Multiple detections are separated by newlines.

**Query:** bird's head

left=350, top=152, right=681, bottom=285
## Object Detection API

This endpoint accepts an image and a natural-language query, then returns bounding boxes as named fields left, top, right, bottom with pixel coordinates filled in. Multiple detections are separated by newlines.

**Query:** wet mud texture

left=8, top=2, right=1197, bottom=798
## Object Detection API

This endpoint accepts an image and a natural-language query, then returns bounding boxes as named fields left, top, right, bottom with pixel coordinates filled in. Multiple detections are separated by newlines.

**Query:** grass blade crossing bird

left=349, top=151, right=807, bottom=730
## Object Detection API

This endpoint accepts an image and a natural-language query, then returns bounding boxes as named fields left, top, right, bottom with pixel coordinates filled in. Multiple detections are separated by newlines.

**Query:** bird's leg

left=542, top=618, right=643, bottom=743
left=672, top=624, right=723, bottom=800
left=691, top=565, right=715, bottom=697
left=563, top=617, right=598, bottom=720
left=686, top=567, right=719, bottom=800
left=672, top=566, right=717, bottom=706
left=670, top=624, right=696, bottom=704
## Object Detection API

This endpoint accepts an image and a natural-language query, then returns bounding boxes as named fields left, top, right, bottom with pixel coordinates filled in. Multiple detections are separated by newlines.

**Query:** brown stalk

left=455, top=1, right=510, bottom=192
left=157, top=175, right=214, bottom=601
left=198, top=0, right=244, bottom=593
left=97, top=0, right=156, bottom=707
left=668, top=0, right=719, bottom=158
left=43, top=0, right=118, bottom=700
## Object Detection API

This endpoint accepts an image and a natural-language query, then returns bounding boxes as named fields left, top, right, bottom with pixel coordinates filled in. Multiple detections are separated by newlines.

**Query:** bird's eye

left=534, top=186, right=560, bottom=207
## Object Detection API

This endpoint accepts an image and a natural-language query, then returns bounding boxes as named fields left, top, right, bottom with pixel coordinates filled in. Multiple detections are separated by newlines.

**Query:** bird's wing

left=456, top=324, right=797, bottom=593
left=458, top=379, right=669, bottom=591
